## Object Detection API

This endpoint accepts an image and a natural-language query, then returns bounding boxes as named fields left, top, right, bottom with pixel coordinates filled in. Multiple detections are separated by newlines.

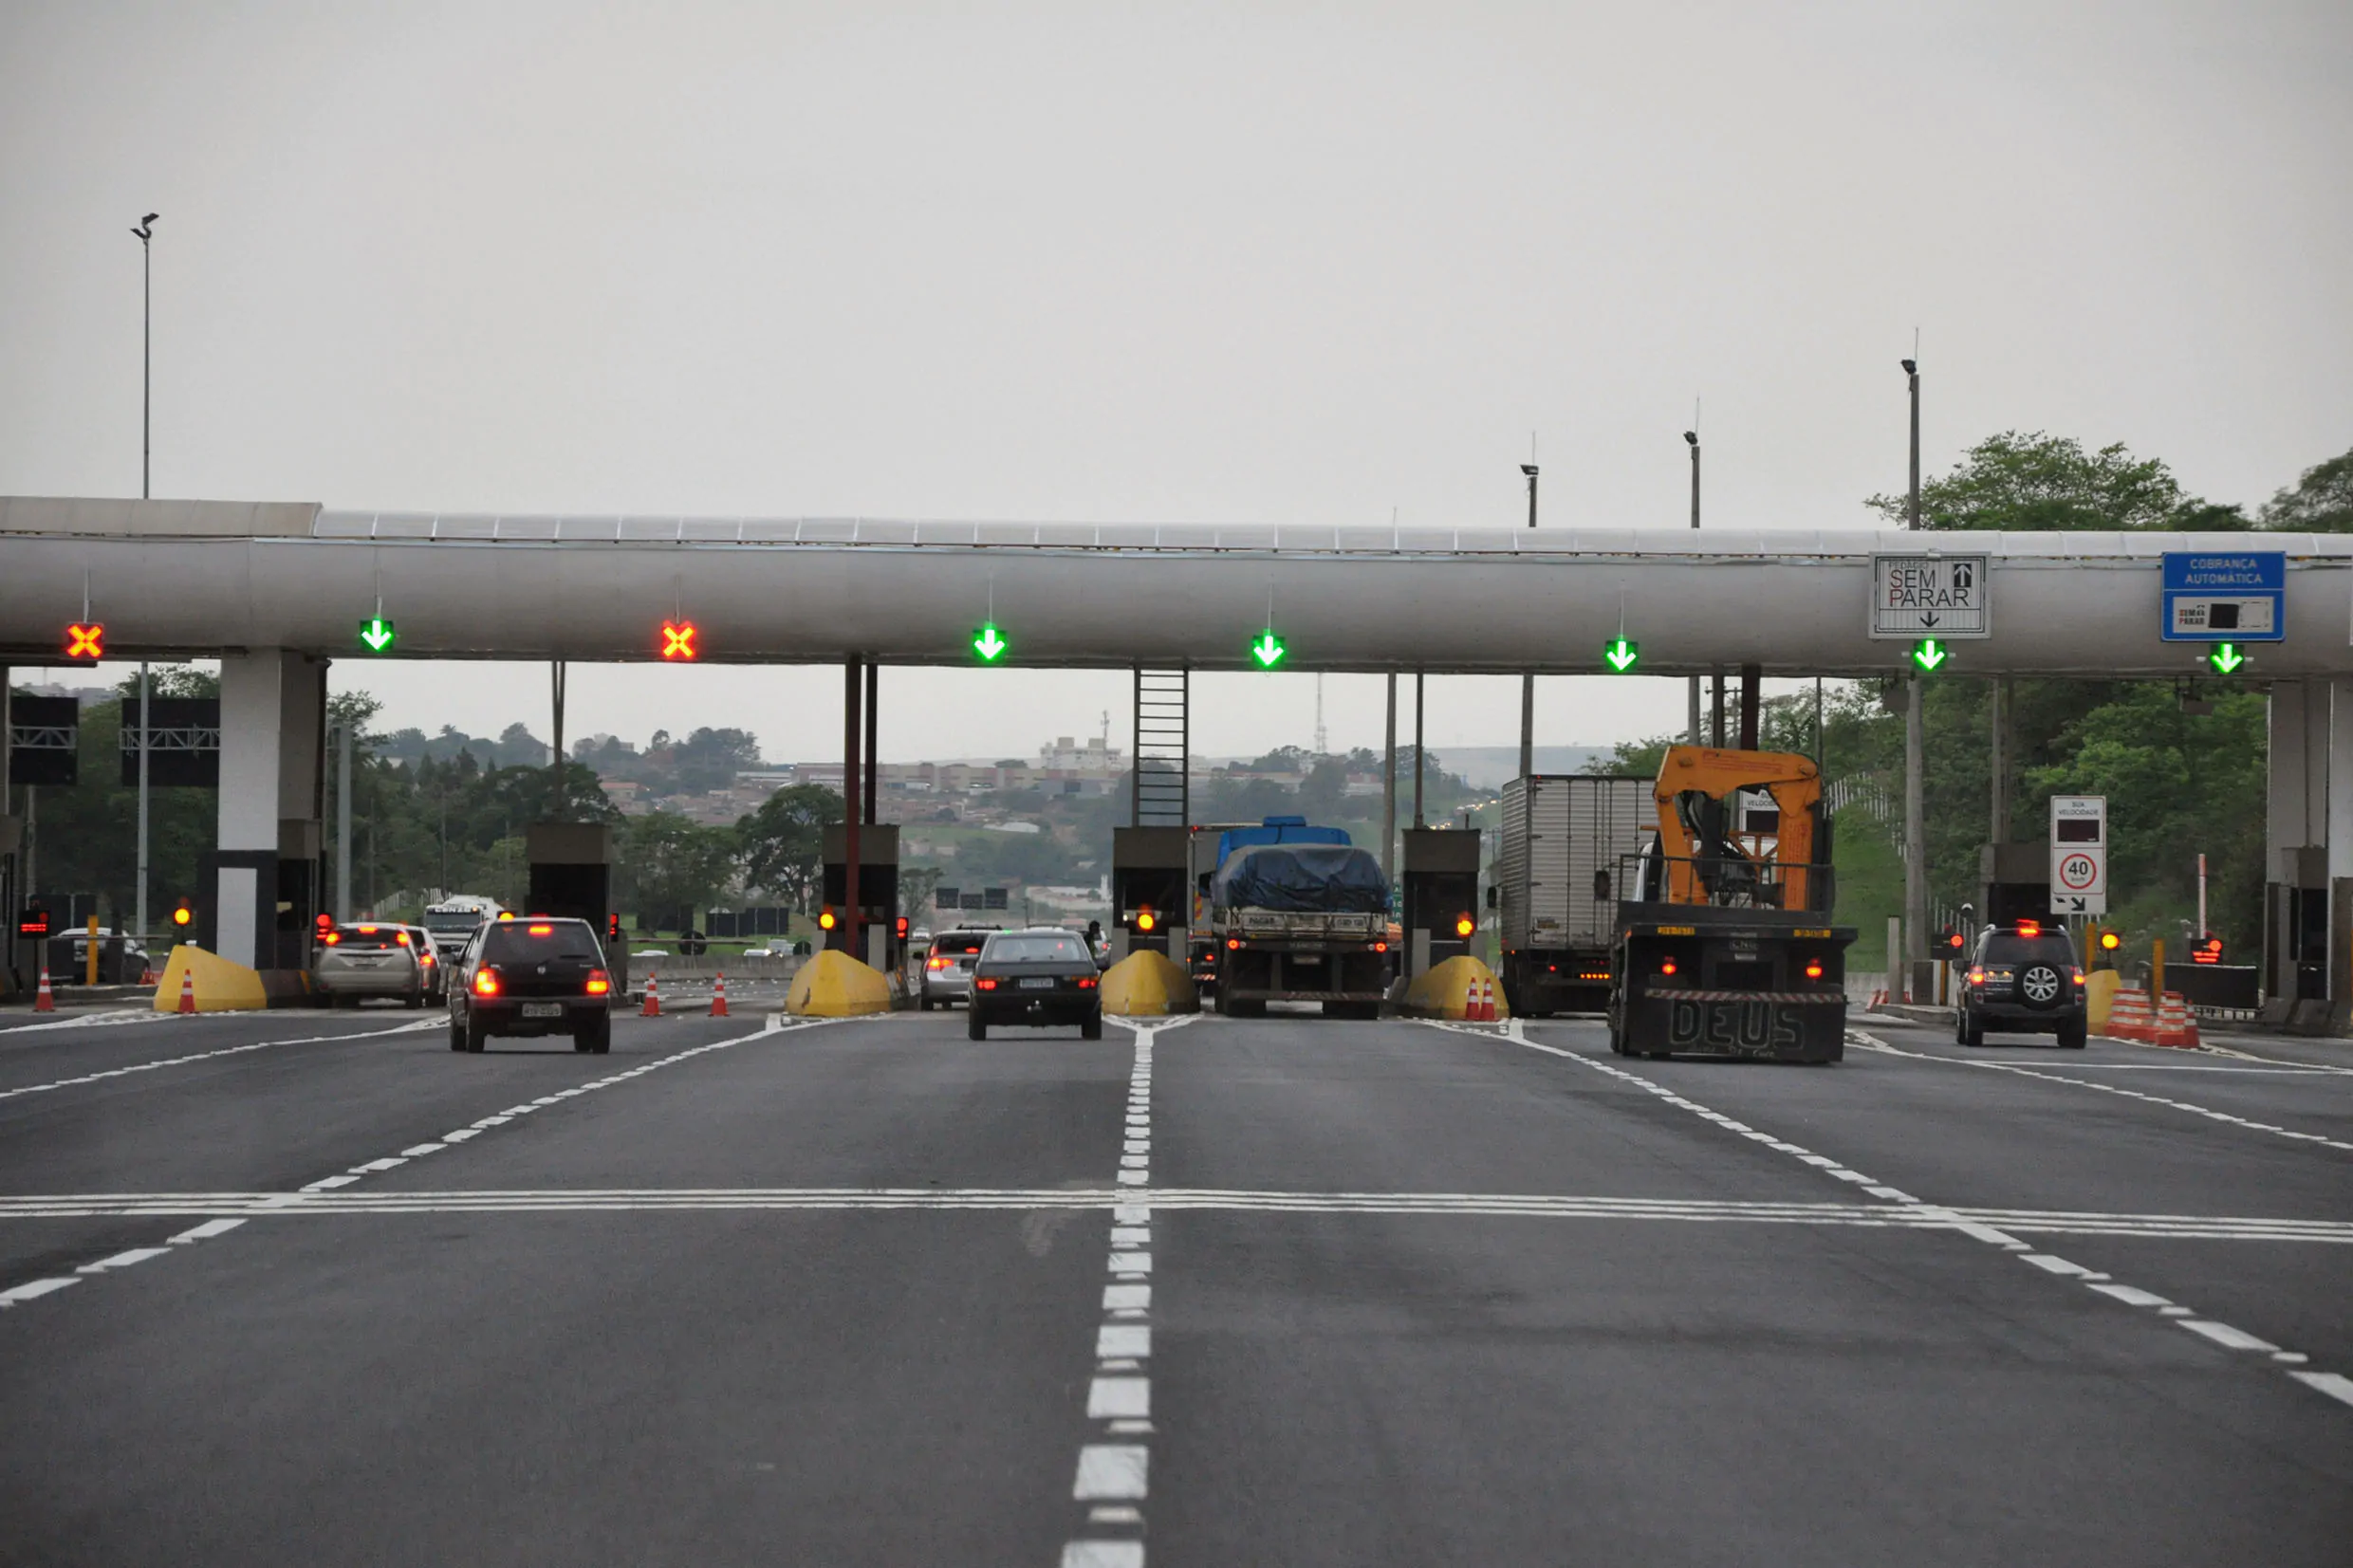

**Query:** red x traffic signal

left=660, top=620, right=699, bottom=660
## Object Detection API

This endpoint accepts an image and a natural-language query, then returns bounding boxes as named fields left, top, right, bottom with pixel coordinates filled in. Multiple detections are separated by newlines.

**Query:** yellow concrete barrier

left=1399, top=954, right=1510, bottom=1022
left=786, top=949, right=893, bottom=1018
left=149, top=944, right=270, bottom=1013
left=2084, top=968, right=2121, bottom=1031
left=1100, top=950, right=1198, bottom=1017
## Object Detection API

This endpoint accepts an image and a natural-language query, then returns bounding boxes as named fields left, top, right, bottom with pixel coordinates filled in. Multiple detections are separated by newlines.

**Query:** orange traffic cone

left=709, top=972, right=729, bottom=1018
left=33, top=968, right=55, bottom=1013
left=640, top=972, right=661, bottom=1018
left=1484, top=975, right=1500, bottom=1022
left=176, top=968, right=196, bottom=1016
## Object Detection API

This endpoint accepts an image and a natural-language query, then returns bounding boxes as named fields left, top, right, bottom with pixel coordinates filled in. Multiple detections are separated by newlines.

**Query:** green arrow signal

left=973, top=623, right=1008, bottom=662
left=1251, top=630, right=1287, bottom=668
left=2209, top=641, right=2247, bottom=674
left=358, top=617, right=397, bottom=654
left=1603, top=637, right=1640, bottom=673
left=1912, top=637, right=1949, bottom=673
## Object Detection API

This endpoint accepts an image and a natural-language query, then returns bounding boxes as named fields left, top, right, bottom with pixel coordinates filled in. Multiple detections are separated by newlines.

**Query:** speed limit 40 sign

left=2049, top=796, right=2107, bottom=915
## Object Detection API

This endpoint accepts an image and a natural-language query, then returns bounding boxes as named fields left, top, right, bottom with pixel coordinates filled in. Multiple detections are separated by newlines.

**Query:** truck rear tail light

left=1227, top=938, right=1241, bottom=950
left=1374, top=941, right=1388, bottom=953
left=1804, top=959, right=1824, bottom=980
left=1659, top=958, right=1678, bottom=976
left=585, top=969, right=610, bottom=996
left=472, top=968, right=501, bottom=998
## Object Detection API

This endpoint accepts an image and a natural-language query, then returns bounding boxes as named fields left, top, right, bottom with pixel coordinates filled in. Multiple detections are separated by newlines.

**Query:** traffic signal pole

left=1902, top=353, right=1930, bottom=1003
left=843, top=657, right=862, bottom=959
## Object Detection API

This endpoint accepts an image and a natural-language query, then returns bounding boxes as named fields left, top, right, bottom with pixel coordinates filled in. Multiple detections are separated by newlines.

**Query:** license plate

left=1019, top=977, right=1055, bottom=989
left=1292, top=953, right=1324, bottom=965
left=520, top=1002, right=565, bottom=1019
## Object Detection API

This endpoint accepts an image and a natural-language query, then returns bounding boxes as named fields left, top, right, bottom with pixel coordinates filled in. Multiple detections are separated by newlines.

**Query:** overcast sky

left=5, top=2, right=2348, bottom=765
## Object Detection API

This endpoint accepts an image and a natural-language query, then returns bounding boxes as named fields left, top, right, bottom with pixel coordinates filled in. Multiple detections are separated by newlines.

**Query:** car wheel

left=1959, top=1008, right=1983, bottom=1048
left=1082, top=1012, right=1103, bottom=1041
left=920, top=995, right=935, bottom=1012
left=403, top=987, right=423, bottom=1010
left=967, top=1009, right=988, bottom=1041
left=464, top=1015, right=489, bottom=1054
left=2057, top=1017, right=2087, bottom=1049
left=449, top=1014, right=467, bottom=1052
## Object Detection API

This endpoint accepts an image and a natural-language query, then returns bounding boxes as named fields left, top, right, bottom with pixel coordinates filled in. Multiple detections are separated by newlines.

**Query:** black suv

left=968, top=928, right=1103, bottom=1040
left=1957, top=922, right=2087, bottom=1048
left=450, top=916, right=615, bottom=1054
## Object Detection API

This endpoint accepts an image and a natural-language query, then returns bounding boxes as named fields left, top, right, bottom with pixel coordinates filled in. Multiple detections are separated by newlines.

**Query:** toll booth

left=1400, top=827, right=1482, bottom=980
left=2269, top=846, right=2330, bottom=1007
left=195, top=821, right=324, bottom=976
left=528, top=822, right=623, bottom=993
left=1977, top=842, right=2052, bottom=931
left=1110, top=826, right=1189, bottom=962
left=822, top=823, right=900, bottom=969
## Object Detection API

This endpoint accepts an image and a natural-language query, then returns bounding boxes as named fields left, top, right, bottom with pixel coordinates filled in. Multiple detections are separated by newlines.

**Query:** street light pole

left=1519, top=461, right=1538, bottom=782
left=131, top=213, right=157, bottom=943
left=1684, top=427, right=1701, bottom=745
left=1902, top=354, right=1928, bottom=1002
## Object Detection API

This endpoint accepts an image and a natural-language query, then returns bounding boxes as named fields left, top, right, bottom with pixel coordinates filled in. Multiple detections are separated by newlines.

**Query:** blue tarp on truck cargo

left=1213, top=816, right=1351, bottom=870
left=1213, top=843, right=1390, bottom=913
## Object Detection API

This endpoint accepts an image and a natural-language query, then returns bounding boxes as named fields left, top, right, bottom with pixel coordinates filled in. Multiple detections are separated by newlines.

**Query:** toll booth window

left=2054, top=818, right=2101, bottom=842
left=481, top=921, right=602, bottom=961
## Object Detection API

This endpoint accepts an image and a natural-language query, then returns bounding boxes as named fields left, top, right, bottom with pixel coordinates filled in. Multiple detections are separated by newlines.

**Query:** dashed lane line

left=0, top=1008, right=168, bottom=1036
left=0, top=1018, right=444, bottom=1102
left=1487, top=1021, right=2353, bottom=1417
left=0, top=1013, right=831, bottom=1319
left=1848, top=1028, right=2353, bottom=1153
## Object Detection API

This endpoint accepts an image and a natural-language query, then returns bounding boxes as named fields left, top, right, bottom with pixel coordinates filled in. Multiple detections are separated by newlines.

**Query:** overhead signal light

left=2208, top=642, right=2248, bottom=674
left=1911, top=637, right=1949, bottom=673
left=173, top=901, right=195, bottom=930
left=660, top=620, right=699, bottom=660
left=358, top=617, right=397, bottom=654
left=65, top=622, right=103, bottom=661
left=818, top=908, right=837, bottom=932
left=1603, top=637, right=1640, bottom=673
left=1250, top=629, right=1287, bottom=669
left=2097, top=929, right=2121, bottom=951
left=972, top=623, right=1008, bottom=662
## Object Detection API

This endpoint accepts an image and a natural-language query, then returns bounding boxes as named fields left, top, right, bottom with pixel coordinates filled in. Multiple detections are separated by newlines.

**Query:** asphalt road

left=0, top=1000, right=2347, bottom=1564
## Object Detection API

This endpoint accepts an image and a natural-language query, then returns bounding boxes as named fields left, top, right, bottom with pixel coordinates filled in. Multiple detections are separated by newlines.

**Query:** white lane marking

left=76, top=1247, right=171, bottom=1272
left=2179, top=1319, right=2280, bottom=1353
left=168, top=1218, right=245, bottom=1244
left=1103, top=1284, right=1150, bottom=1310
left=0, top=1008, right=165, bottom=1035
left=0, top=1018, right=440, bottom=1103
left=1097, top=1324, right=1151, bottom=1359
left=2021, top=1254, right=2107, bottom=1280
left=2087, top=1282, right=2175, bottom=1308
left=1109, top=1227, right=1150, bottom=1246
left=1855, top=1030, right=2353, bottom=1153
left=398, top=1144, right=445, bottom=1157
left=2290, top=1372, right=2353, bottom=1409
left=1073, top=1446, right=1149, bottom=1500
left=1061, top=1544, right=1144, bottom=1568
left=0, top=1278, right=80, bottom=1304
left=1086, top=1377, right=1151, bottom=1418
left=1498, top=1021, right=2353, bottom=1417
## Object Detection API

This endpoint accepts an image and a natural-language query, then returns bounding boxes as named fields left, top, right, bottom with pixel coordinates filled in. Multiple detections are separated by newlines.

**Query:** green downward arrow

left=2209, top=642, right=2246, bottom=674
left=1912, top=637, right=1949, bottom=673
left=1603, top=637, right=1640, bottom=673
left=973, top=623, right=1008, bottom=662
left=1251, top=630, right=1287, bottom=668
left=359, top=617, right=397, bottom=654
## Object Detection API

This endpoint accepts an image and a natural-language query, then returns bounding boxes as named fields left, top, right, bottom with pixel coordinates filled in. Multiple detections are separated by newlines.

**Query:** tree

left=618, top=812, right=740, bottom=931
left=672, top=727, right=764, bottom=793
left=736, top=783, right=844, bottom=912
left=1867, top=431, right=2214, bottom=532
left=2259, top=445, right=2353, bottom=533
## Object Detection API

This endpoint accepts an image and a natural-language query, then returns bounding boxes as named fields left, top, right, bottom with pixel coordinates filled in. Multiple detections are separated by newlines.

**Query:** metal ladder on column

left=1132, top=666, right=1189, bottom=826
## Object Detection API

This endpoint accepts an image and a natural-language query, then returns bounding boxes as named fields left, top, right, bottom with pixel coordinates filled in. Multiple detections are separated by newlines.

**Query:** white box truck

left=1496, top=774, right=1656, bottom=1016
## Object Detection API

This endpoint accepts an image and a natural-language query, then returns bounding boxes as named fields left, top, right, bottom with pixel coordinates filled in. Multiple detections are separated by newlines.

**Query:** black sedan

left=968, top=928, right=1104, bottom=1040
left=449, top=916, right=615, bottom=1054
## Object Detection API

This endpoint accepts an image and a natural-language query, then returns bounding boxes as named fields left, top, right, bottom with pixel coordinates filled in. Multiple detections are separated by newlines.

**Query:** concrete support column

left=2265, top=681, right=2330, bottom=1009
left=213, top=651, right=326, bottom=972
left=2330, top=678, right=2353, bottom=1016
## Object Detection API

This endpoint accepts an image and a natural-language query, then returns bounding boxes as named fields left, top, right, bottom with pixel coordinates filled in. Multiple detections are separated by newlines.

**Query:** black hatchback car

left=1957, top=921, right=2087, bottom=1048
left=449, top=916, right=615, bottom=1054
left=968, top=928, right=1103, bottom=1040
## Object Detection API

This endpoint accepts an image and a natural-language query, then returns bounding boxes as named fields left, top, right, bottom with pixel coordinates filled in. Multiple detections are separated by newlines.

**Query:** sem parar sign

left=1869, top=554, right=1990, bottom=638
left=2161, top=552, right=2284, bottom=641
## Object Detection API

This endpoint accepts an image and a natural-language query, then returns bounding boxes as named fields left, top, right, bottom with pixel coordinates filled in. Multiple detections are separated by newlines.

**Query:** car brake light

left=927, top=956, right=947, bottom=969
left=1968, top=968, right=1986, bottom=985
left=323, top=932, right=341, bottom=945
left=2072, top=968, right=2085, bottom=985
left=975, top=977, right=997, bottom=990
left=472, top=968, right=501, bottom=997
left=396, top=932, right=411, bottom=946
left=2015, top=919, right=2041, bottom=937
left=1078, top=976, right=1097, bottom=988
left=528, top=923, right=553, bottom=936
left=585, top=968, right=610, bottom=996
left=357, top=925, right=378, bottom=934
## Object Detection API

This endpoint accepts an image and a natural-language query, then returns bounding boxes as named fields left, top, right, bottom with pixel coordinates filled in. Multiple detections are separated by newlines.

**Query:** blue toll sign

left=2162, top=552, right=2284, bottom=642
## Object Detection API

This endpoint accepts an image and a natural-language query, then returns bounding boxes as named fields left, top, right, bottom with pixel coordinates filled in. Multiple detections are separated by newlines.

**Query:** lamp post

left=1901, top=355, right=1928, bottom=1002
left=131, top=212, right=157, bottom=943
left=1684, top=428, right=1701, bottom=745
left=1519, top=462, right=1538, bottom=781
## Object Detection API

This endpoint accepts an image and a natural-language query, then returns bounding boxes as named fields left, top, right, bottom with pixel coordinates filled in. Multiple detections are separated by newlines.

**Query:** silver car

left=919, top=929, right=992, bottom=1009
left=313, top=924, right=426, bottom=1008
left=402, top=926, right=449, bottom=1004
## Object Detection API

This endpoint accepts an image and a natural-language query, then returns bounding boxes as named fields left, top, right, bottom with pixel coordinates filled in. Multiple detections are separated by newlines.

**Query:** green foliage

left=735, top=783, right=843, bottom=911
left=2259, top=445, right=2353, bottom=532
left=1867, top=430, right=2215, bottom=532
left=617, top=812, right=741, bottom=931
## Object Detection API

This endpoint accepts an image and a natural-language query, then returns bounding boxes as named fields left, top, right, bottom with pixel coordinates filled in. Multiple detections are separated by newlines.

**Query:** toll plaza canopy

left=2, top=495, right=2348, bottom=677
